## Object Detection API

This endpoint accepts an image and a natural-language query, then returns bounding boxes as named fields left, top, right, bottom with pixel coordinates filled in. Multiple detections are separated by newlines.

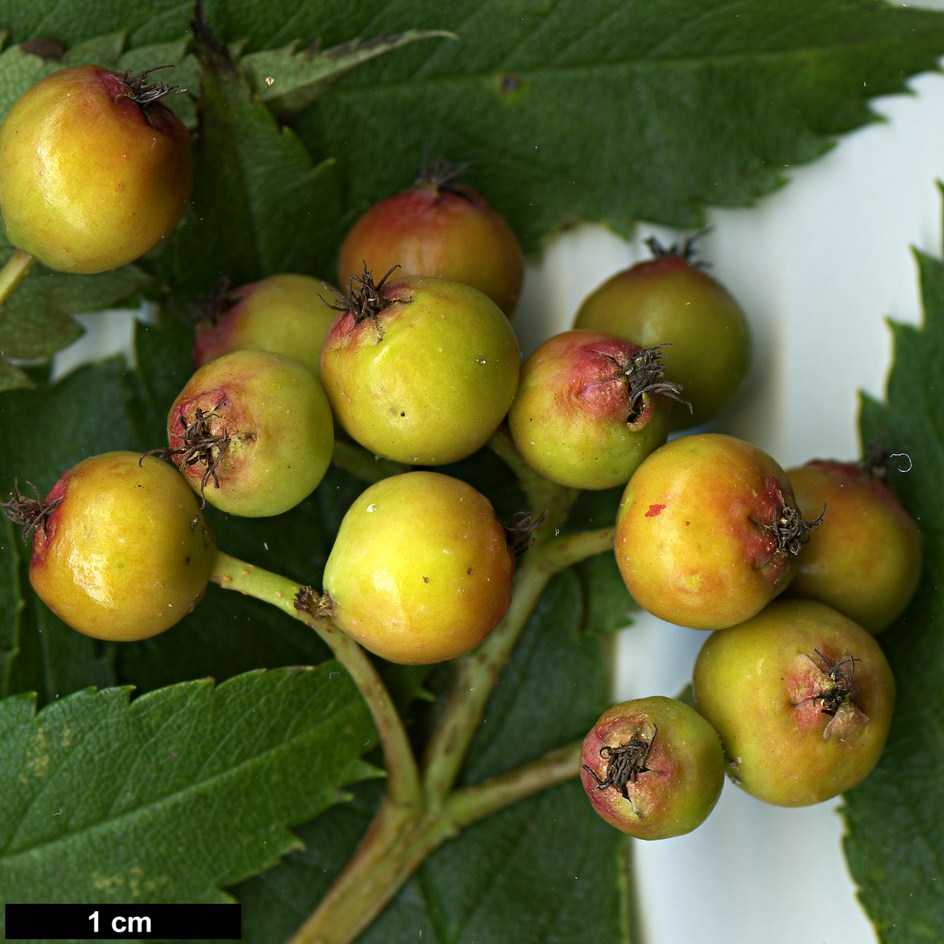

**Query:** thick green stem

left=210, top=550, right=421, bottom=805
left=446, top=741, right=582, bottom=827
left=287, top=742, right=583, bottom=944
left=0, top=249, right=34, bottom=307
left=421, top=524, right=615, bottom=802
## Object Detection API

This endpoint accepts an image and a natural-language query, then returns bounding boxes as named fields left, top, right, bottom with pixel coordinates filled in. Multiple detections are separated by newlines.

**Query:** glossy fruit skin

left=166, top=350, right=334, bottom=517
left=320, top=274, right=520, bottom=465
left=322, top=471, right=514, bottom=664
left=192, top=273, right=337, bottom=377
left=786, top=460, right=922, bottom=634
left=507, top=329, right=671, bottom=489
left=692, top=599, right=895, bottom=807
left=0, top=65, right=192, bottom=273
left=614, top=433, right=800, bottom=630
left=573, top=250, right=750, bottom=429
left=580, top=695, right=725, bottom=840
left=28, top=452, right=216, bottom=641
left=336, top=182, right=524, bottom=316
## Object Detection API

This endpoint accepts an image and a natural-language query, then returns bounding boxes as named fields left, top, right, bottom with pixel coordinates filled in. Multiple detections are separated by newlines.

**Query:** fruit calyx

left=793, top=648, right=869, bottom=740
left=611, top=343, right=690, bottom=422
left=504, top=509, right=547, bottom=557
left=414, top=155, right=472, bottom=197
left=581, top=721, right=658, bottom=800
left=188, top=276, right=238, bottom=328
left=763, top=499, right=826, bottom=556
left=644, top=228, right=712, bottom=267
left=115, top=65, right=185, bottom=110
left=812, top=648, right=859, bottom=717
left=1, top=480, right=60, bottom=543
left=327, top=264, right=400, bottom=327
left=145, top=407, right=229, bottom=502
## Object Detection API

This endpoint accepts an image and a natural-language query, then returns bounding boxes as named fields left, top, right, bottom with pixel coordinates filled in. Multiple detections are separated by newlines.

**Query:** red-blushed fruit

left=691, top=599, right=895, bottom=807
left=192, top=273, right=338, bottom=377
left=580, top=695, right=725, bottom=840
left=336, top=167, right=524, bottom=316
left=321, top=471, right=514, bottom=664
left=164, top=349, right=334, bottom=517
left=573, top=235, right=751, bottom=430
left=0, top=64, right=192, bottom=273
left=3, top=453, right=216, bottom=641
left=614, top=433, right=814, bottom=630
left=320, top=269, right=520, bottom=465
left=507, top=330, right=685, bottom=489
left=786, top=458, right=922, bottom=634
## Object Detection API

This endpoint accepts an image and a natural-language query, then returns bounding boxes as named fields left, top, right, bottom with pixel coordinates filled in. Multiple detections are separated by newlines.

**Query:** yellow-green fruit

left=323, top=471, right=514, bottom=664
left=692, top=599, right=895, bottom=807
left=574, top=247, right=750, bottom=430
left=193, top=273, right=337, bottom=378
left=320, top=274, right=520, bottom=465
left=166, top=350, right=334, bottom=517
left=614, top=433, right=799, bottom=630
left=786, top=459, right=922, bottom=634
left=28, top=452, right=216, bottom=641
left=0, top=64, right=192, bottom=273
left=580, top=695, right=725, bottom=840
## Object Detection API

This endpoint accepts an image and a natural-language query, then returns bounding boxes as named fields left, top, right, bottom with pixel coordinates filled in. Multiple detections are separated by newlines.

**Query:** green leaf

left=0, top=263, right=151, bottom=361
left=288, top=0, right=944, bottom=248
left=245, top=30, right=458, bottom=120
left=0, top=665, right=378, bottom=936
left=843, top=242, right=944, bottom=941
left=0, top=517, right=22, bottom=697
left=170, top=14, right=344, bottom=298
left=574, top=552, right=636, bottom=636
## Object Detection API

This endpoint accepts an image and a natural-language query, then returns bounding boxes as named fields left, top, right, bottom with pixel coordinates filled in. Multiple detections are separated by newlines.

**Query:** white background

left=51, top=10, right=944, bottom=944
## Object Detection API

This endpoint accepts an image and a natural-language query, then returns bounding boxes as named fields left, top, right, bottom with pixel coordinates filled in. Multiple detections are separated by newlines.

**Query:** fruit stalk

left=287, top=741, right=587, bottom=944
left=421, top=520, right=615, bottom=800
left=210, top=550, right=421, bottom=803
left=0, top=249, right=34, bottom=307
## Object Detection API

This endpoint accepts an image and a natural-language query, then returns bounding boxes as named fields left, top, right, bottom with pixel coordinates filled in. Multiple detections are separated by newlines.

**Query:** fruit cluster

left=0, top=64, right=921, bottom=847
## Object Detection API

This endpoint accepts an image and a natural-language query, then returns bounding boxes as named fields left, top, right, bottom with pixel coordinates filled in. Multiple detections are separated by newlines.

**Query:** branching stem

left=210, top=463, right=617, bottom=944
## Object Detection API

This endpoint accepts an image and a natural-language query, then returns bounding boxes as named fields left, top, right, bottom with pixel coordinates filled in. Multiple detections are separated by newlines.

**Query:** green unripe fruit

left=580, top=695, right=725, bottom=840
left=508, top=330, right=682, bottom=490
left=321, top=271, right=520, bottom=465
left=692, top=599, right=895, bottom=807
left=21, top=452, right=215, bottom=641
left=322, top=471, right=514, bottom=664
left=0, top=64, right=192, bottom=273
left=573, top=237, right=750, bottom=429
left=192, top=273, right=337, bottom=378
left=165, top=350, right=334, bottom=517
left=786, top=459, right=922, bottom=634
